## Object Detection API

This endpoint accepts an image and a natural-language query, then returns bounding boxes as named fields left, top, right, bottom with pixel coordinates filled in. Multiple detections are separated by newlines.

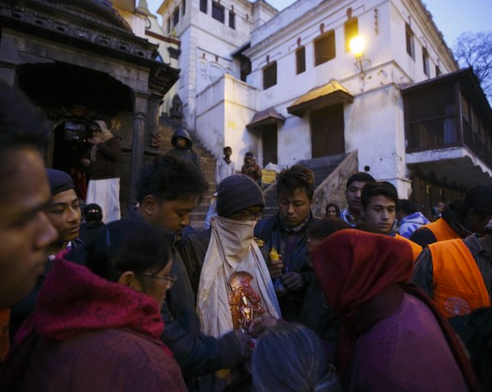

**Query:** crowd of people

left=0, top=81, right=491, bottom=392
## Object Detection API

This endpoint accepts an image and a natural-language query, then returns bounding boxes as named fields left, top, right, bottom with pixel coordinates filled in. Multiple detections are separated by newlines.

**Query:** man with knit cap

left=10, top=169, right=83, bottom=338
left=44, top=169, right=82, bottom=256
left=82, top=120, right=121, bottom=223
left=180, top=174, right=280, bottom=391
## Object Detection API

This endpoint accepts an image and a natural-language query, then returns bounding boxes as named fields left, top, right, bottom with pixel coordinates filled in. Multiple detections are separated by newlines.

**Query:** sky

left=145, top=0, right=492, bottom=49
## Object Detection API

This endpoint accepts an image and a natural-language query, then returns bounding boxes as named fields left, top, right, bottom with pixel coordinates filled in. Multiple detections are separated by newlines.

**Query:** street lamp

left=350, top=36, right=370, bottom=75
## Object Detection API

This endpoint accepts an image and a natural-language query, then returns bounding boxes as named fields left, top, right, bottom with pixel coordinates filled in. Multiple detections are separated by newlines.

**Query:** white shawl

left=197, top=216, right=281, bottom=337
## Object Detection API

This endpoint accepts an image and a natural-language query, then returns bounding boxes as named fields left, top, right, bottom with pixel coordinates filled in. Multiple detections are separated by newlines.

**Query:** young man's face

left=46, top=189, right=81, bottom=245
left=345, top=181, right=369, bottom=215
left=0, top=148, right=58, bottom=308
left=224, top=149, right=232, bottom=159
left=326, top=206, right=338, bottom=217
left=151, top=196, right=198, bottom=234
left=278, top=188, right=312, bottom=228
left=361, top=195, right=396, bottom=235
left=176, top=137, right=187, bottom=148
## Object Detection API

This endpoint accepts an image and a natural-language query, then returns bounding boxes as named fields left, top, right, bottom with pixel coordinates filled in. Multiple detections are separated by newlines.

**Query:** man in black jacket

left=124, top=155, right=251, bottom=391
left=254, top=165, right=319, bottom=322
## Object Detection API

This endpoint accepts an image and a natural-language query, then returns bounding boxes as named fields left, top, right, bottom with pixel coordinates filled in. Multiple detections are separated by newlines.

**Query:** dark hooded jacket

left=166, top=128, right=201, bottom=170
left=0, top=255, right=186, bottom=392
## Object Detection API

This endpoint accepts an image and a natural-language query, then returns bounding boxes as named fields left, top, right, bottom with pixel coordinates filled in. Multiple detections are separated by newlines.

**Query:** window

left=422, top=48, right=429, bottom=76
left=167, top=18, right=171, bottom=33
left=296, top=46, right=306, bottom=74
left=344, top=18, right=359, bottom=52
left=173, top=7, right=179, bottom=27
left=200, top=0, right=207, bottom=14
left=263, top=62, right=277, bottom=90
left=406, top=23, right=415, bottom=60
left=182, top=0, right=186, bottom=15
left=435, top=65, right=442, bottom=77
left=212, top=2, right=225, bottom=23
left=229, top=11, right=235, bottom=29
left=314, top=30, right=336, bottom=66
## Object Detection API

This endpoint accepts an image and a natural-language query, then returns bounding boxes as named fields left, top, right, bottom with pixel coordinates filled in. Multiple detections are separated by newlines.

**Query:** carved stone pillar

left=130, top=91, right=149, bottom=204
left=147, top=93, right=162, bottom=148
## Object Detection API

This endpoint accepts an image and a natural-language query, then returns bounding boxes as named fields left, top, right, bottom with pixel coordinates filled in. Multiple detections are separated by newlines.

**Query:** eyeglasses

left=138, top=273, right=178, bottom=288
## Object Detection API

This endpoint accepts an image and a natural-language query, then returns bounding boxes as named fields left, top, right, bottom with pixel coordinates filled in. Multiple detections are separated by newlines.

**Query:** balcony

left=403, top=68, right=492, bottom=187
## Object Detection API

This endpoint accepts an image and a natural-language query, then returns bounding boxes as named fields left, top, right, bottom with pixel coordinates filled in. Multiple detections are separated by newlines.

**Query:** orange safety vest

left=395, top=234, right=422, bottom=260
left=422, top=218, right=461, bottom=242
left=430, top=239, right=490, bottom=318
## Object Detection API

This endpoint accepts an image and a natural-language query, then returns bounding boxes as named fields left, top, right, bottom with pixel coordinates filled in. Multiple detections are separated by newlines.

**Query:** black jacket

left=254, top=213, right=319, bottom=322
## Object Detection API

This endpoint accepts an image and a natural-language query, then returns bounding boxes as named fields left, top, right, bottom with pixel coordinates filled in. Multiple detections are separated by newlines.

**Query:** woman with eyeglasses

left=0, top=220, right=186, bottom=392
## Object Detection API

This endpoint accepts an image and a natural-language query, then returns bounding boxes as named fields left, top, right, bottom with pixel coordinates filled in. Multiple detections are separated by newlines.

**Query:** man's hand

left=233, top=328, right=253, bottom=360
left=88, top=136, right=101, bottom=145
left=268, top=260, right=284, bottom=279
left=81, top=158, right=91, bottom=167
left=248, top=315, right=279, bottom=337
left=281, top=272, right=304, bottom=291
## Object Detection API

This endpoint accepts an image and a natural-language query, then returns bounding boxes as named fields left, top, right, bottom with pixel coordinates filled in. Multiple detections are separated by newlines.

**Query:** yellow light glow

left=350, top=36, right=365, bottom=57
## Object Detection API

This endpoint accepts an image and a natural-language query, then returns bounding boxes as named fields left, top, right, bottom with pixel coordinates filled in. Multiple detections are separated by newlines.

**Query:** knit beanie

left=46, top=169, right=75, bottom=196
left=216, top=174, right=265, bottom=217
left=245, top=152, right=254, bottom=159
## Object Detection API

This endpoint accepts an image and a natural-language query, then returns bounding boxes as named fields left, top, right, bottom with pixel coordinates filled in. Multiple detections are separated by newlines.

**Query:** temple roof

left=41, top=0, right=132, bottom=31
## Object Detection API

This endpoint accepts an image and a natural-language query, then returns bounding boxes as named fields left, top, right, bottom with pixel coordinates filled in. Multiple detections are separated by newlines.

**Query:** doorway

left=310, top=103, right=345, bottom=158
left=262, top=124, right=278, bottom=165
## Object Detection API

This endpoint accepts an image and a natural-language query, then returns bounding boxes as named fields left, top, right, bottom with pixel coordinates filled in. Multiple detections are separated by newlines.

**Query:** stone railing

left=311, top=151, right=359, bottom=217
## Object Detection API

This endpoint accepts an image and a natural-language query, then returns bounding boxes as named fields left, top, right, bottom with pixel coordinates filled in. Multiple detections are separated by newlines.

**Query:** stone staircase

left=157, top=116, right=218, bottom=229
left=262, top=153, right=352, bottom=218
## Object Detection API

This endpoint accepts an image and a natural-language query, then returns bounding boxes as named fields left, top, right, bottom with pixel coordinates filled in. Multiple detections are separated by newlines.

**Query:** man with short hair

left=0, top=82, right=57, bottom=361
left=360, top=182, right=422, bottom=259
left=412, top=218, right=492, bottom=318
left=215, top=146, right=235, bottom=188
left=125, top=155, right=250, bottom=391
left=410, top=185, right=492, bottom=247
left=254, top=165, right=318, bottom=322
left=340, top=172, right=376, bottom=227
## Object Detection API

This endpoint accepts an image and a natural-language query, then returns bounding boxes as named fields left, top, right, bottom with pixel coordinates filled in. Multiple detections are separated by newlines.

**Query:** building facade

left=158, top=0, right=492, bottom=207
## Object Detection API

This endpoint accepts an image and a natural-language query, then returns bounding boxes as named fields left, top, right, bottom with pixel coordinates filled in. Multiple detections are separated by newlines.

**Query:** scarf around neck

left=197, top=216, right=281, bottom=337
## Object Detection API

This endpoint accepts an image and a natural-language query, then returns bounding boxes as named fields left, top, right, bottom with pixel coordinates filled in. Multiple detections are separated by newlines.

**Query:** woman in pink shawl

left=0, top=220, right=186, bottom=392
left=311, top=229, right=479, bottom=392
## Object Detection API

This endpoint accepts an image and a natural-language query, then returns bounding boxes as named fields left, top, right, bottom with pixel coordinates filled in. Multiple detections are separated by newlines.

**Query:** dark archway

left=18, top=62, right=133, bottom=114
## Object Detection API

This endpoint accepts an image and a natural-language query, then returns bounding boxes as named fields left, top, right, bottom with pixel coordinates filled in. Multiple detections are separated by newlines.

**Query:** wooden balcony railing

left=406, top=116, right=492, bottom=169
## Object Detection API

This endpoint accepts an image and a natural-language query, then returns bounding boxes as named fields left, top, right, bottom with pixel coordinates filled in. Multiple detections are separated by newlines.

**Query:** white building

left=156, top=0, right=492, bottom=207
